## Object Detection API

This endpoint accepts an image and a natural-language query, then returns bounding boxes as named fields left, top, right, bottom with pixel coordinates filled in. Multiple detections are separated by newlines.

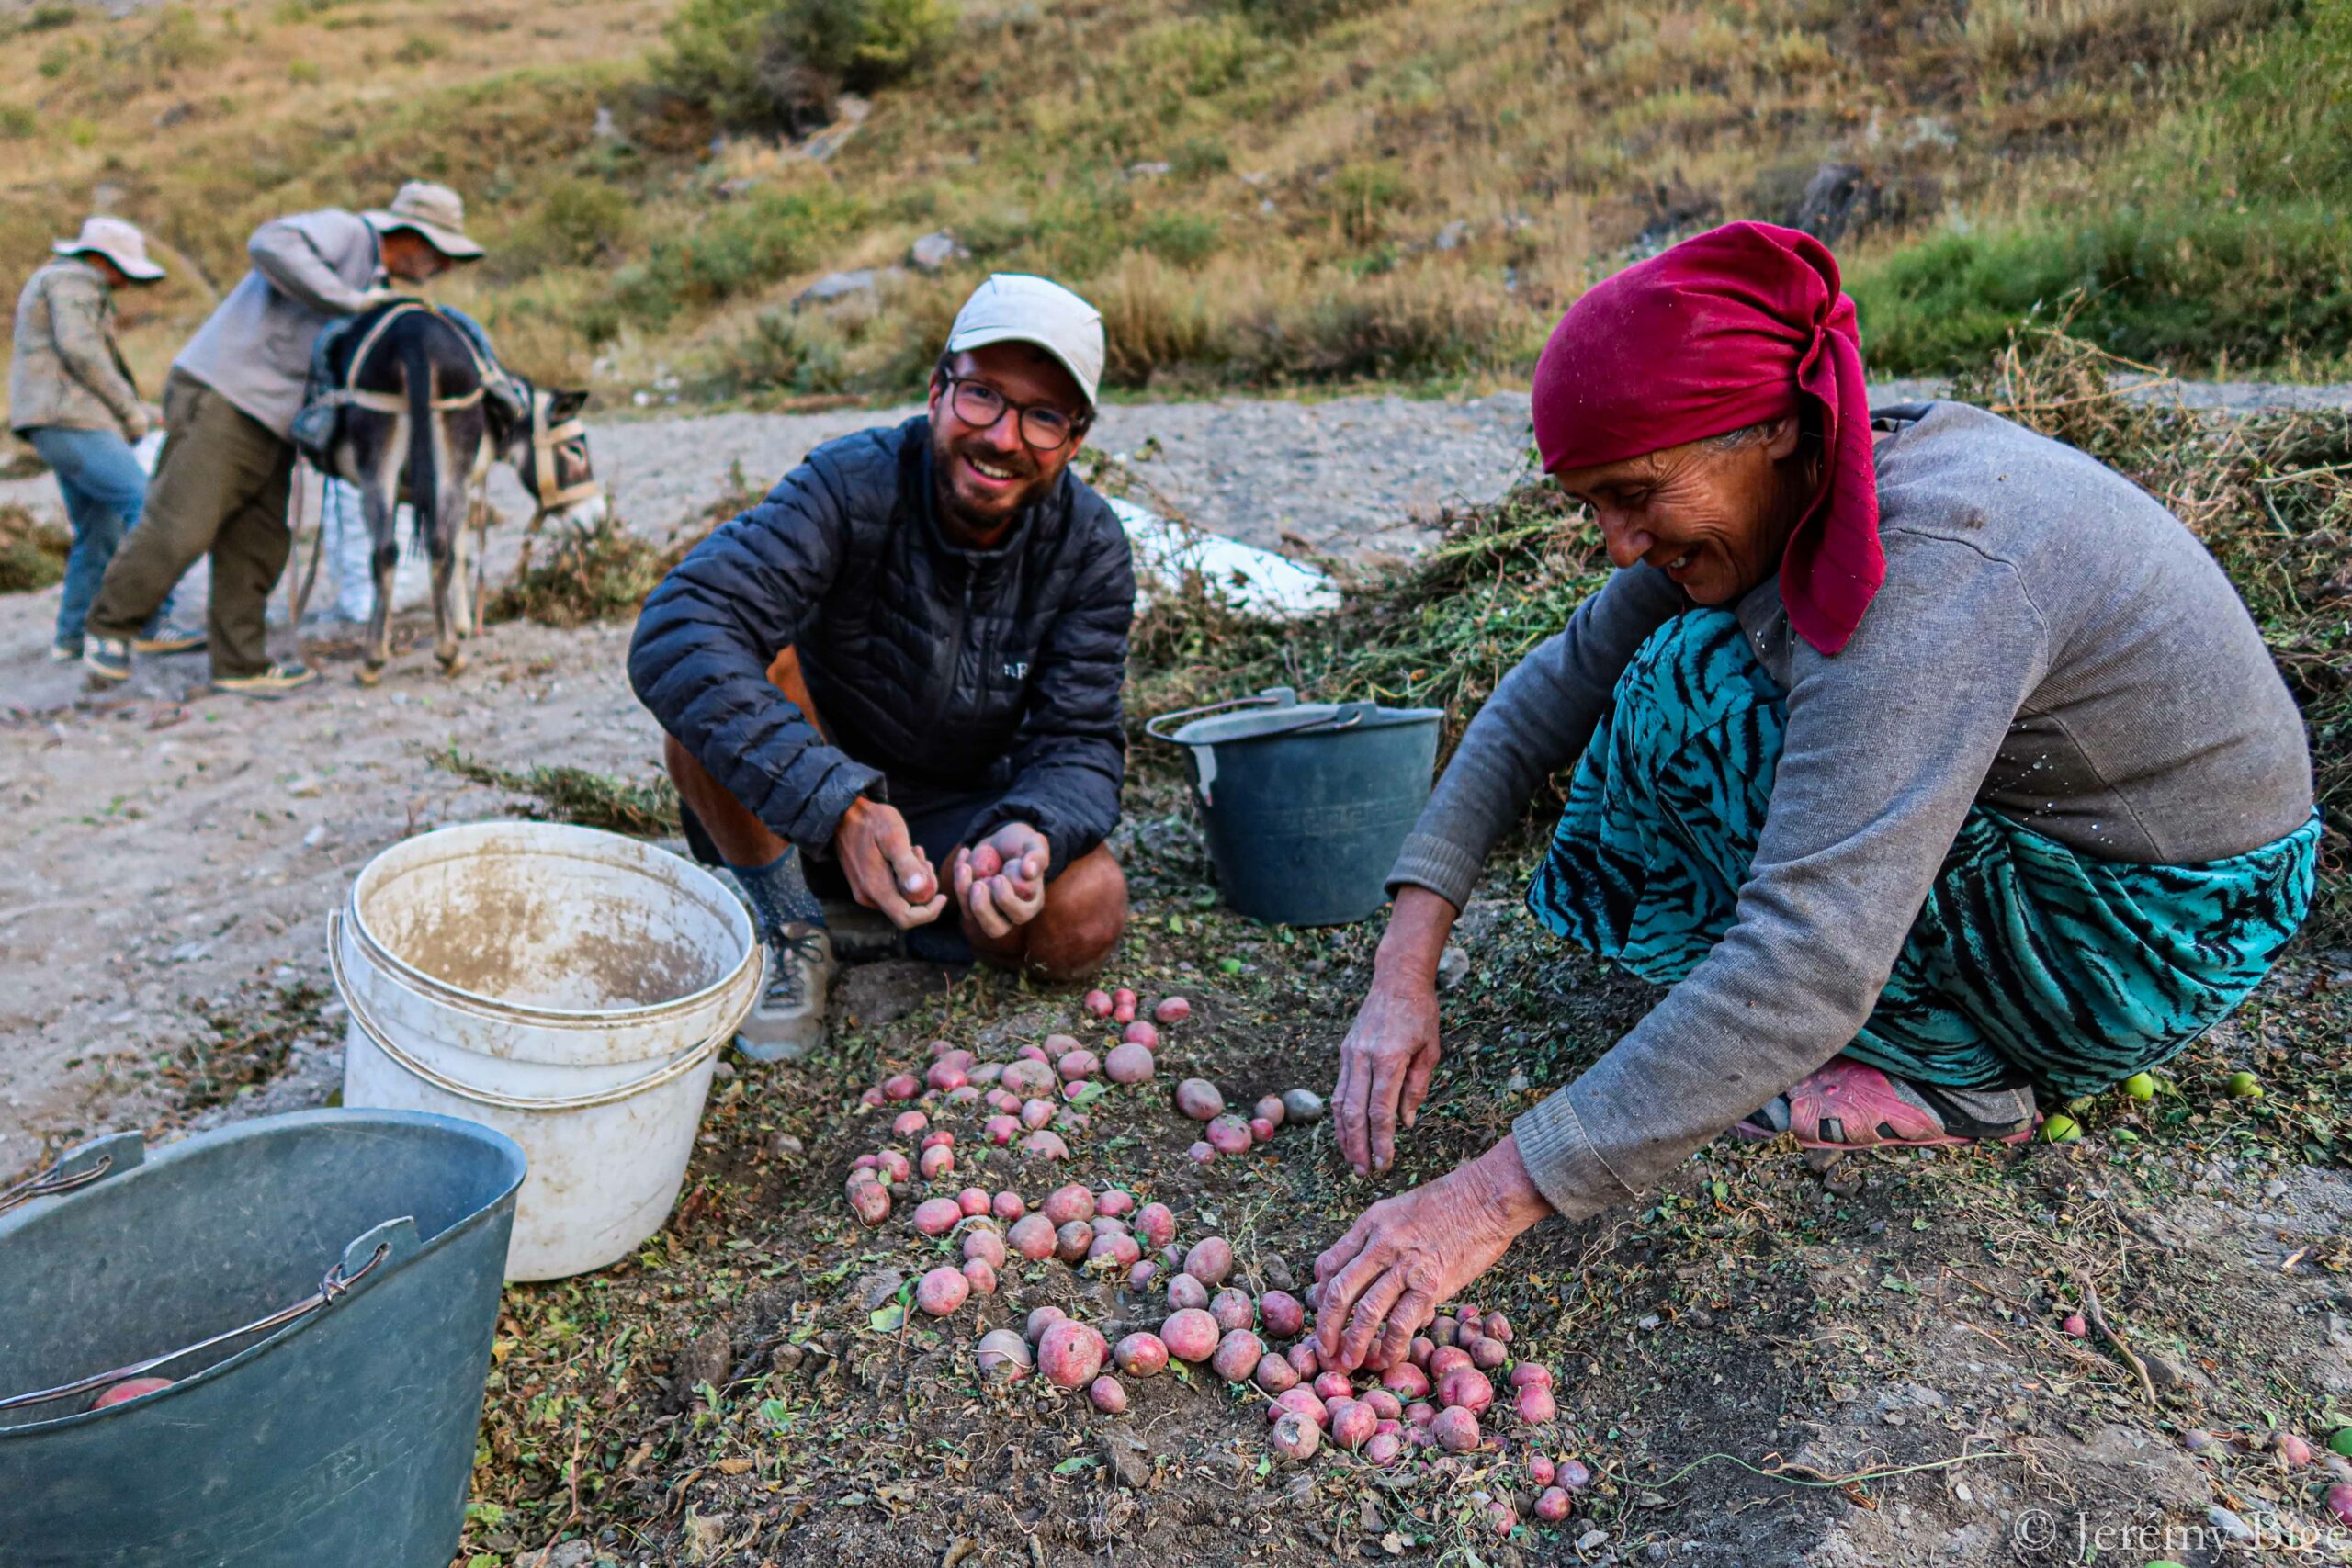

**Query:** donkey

left=311, top=300, right=602, bottom=682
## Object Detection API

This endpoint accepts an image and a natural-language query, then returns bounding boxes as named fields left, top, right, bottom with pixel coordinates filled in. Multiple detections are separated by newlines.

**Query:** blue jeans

left=24, top=424, right=172, bottom=648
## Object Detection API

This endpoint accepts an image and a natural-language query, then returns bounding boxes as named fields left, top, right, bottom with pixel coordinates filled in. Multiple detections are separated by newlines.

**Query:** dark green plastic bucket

left=0, top=1109, right=526, bottom=1568
left=1148, top=686, right=1442, bottom=925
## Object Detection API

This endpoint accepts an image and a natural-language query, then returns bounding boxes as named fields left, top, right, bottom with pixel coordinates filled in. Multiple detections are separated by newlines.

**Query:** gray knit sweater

left=1387, top=402, right=2314, bottom=1219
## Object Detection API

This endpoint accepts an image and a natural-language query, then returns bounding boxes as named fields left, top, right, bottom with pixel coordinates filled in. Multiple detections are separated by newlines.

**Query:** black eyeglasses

left=940, top=373, right=1087, bottom=452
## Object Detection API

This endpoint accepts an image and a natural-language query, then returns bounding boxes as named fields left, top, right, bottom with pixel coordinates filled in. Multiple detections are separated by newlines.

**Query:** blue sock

left=728, top=847, right=826, bottom=938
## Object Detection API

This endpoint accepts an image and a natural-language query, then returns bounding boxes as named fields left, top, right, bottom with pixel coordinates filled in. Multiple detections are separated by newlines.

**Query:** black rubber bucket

left=0, top=1109, right=526, bottom=1568
left=1148, top=685, right=1442, bottom=925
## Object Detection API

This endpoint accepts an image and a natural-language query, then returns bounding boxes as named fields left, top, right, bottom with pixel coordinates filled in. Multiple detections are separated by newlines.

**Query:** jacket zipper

left=922, top=571, right=975, bottom=734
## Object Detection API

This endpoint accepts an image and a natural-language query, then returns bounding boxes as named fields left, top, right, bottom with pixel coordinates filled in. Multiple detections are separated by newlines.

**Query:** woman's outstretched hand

left=1310, top=1134, right=1553, bottom=1373
left=1333, top=886, right=1459, bottom=1177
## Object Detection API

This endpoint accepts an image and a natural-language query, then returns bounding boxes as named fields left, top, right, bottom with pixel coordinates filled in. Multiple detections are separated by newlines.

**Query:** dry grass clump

left=0, top=502, right=71, bottom=593
left=428, top=744, right=683, bottom=836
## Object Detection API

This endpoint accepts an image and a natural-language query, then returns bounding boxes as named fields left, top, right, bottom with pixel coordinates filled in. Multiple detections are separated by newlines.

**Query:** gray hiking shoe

left=736, top=921, right=834, bottom=1064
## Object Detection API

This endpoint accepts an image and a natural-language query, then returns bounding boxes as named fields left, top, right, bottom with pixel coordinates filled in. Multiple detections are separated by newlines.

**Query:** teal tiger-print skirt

left=1526, top=610, right=2321, bottom=1098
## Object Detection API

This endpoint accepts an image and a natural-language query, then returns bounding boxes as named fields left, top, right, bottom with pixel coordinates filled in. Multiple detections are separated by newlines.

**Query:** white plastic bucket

left=330, top=822, right=763, bottom=1281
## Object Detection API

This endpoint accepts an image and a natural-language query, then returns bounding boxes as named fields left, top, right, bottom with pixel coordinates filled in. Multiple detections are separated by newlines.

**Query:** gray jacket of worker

left=8, top=258, right=146, bottom=440
left=174, top=208, right=379, bottom=440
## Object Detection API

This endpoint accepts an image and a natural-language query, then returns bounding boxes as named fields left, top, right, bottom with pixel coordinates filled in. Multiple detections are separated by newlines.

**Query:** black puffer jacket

left=628, top=417, right=1135, bottom=873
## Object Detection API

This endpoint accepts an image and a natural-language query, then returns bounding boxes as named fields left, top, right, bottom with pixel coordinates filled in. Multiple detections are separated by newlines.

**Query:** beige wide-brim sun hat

left=363, top=180, right=486, bottom=260
left=53, top=215, right=166, bottom=281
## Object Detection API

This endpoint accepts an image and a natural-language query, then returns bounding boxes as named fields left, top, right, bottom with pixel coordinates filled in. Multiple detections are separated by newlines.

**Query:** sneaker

left=736, top=922, right=835, bottom=1064
left=211, top=661, right=322, bottom=699
left=132, top=624, right=208, bottom=656
left=48, top=639, right=80, bottom=663
left=83, top=636, right=131, bottom=683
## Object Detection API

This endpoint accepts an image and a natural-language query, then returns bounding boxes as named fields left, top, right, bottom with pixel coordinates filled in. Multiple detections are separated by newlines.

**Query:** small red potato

left=1167, top=1273, right=1210, bottom=1311
left=1484, top=1311, right=1513, bottom=1344
left=1270, top=1408, right=1320, bottom=1461
left=1159, top=1308, right=1220, bottom=1362
left=1084, top=988, right=1114, bottom=1018
left=1365, top=1431, right=1403, bottom=1467
left=1509, top=1362, right=1553, bottom=1390
left=1271, top=1387, right=1328, bottom=1426
left=1037, top=1320, right=1107, bottom=1390
left=913, top=1197, right=964, bottom=1236
left=1483, top=1497, right=1517, bottom=1537
left=876, top=1150, right=912, bottom=1183
left=1205, top=1115, right=1253, bottom=1155
left=977, top=1329, right=1033, bottom=1382
left=1112, top=988, right=1137, bottom=1023
left=1088, top=1376, right=1127, bottom=1415
left=1431, top=1406, right=1482, bottom=1453
left=1210, top=1289, right=1255, bottom=1333
left=956, top=1187, right=990, bottom=1217
left=1533, top=1486, right=1572, bottom=1523
left=1404, top=1402, right=1436, bottom=1427
left=1379, top=1363, right=1430, bottom=1400
left=1056, top=1220, right=1095, bottom=1262
left=920, top=1145, right=954, bottom=1180
left=1257, top=1291, right=1306, bottom=1340
left=1021, top=1099, right=1057, bottom=1131
left=1122, top=1021, right=1159, bottom=1049
left=925, top=1062, right=967, bottom=1092
left=984, top=1115, right=1021, bottom=1145
left=1313, top=1371, right=1352, bottom=1403
left=883, top=1074, right=921, bottom=1101
left=1249, top=1117, right=1276, bottom=1143
left=1088, top=1232, right=1142, bottom=1269
left=1526, top=1452, right=1555, bottom=1487
left=1094, top=1188, right=1135, bottom=1218
left=1557, top=1458, right=1593, bottom=1490
left=1408, top=1337, right=1434, bottom=1370
left=1455, top=1310, right=1483, bottom=1339
left=1025, top=1305, right=1068, bottom=1344
left=1016, top=1043, right=1049, bottom=1064
left=1329, top=1397, right=1376, bottom=1451
left=1187, top=1141, right=1216, bottom=1165
left=992, top=1190, right=1026, bottom=1222
left=1470, top=1337, right=1507, bottom=1371
left=1057, top=1049, right=1101, bottom=1081
left=1253, top=1353, right=1300, bottom=1394
left=1001, top=1059, right=1057, bottom=1096
left=1437, top=1367, right=1494, bottom=1416
left=892, top=1110, right=929, bottom=1137
left=1516, top=1382, right=1558, bottom=1424
left=1041, top=1032, right=1080, bottom=1055
left=1175, top=1079, right=1226, bottom=1121
left=1114, top=1333, right=1170, bottom=1377
left=1020, top=1130, right=1070, bottom=1159
left=916, top=1266, right=970, bottom=1317
left=849, top=1183, right=891, bottom=1226
left=1430, top=1316, right=1457, bottom=1348
left=860, top=1086, right=886, bottom=1108
left=1008, top=1213, right=1057, bottom=1260
left=1286, top=1342, right=1321, bottom=1379
left=1211, top=1329, right=1264, bottom=1382
left=1430, top=1346, right=1473, bottom=1380
left=974, top=1062, right=1005, bottom=1084
left=1183, top=1236, right=1234, bottom=1288
left=1153, top=996, right=1192, bottom=1024
left=1127, top=1260, right=1159, bottom=1292
left=1043, top=1183, right=1096, bottom=1226
left=1363, top=1388, right=1403, bottom=1421
left=1104, top=1043, right=1155, bottom=1084
left=921, top=1130, right=954, bottom=1151
left=1253, top=1094, right=1285, bottom=1128
left=1136, top=1202, right=1177, bottom=1247
left=946, top=1085, right=981, bottom=1104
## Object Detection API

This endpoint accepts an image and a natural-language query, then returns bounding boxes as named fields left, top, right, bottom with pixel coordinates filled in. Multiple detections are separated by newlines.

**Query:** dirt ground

left=6, top=391, right=2352, bottom=1568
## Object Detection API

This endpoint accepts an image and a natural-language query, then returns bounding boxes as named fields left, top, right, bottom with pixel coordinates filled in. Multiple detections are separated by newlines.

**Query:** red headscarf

left=1530, top=222, right=1882, bottom=655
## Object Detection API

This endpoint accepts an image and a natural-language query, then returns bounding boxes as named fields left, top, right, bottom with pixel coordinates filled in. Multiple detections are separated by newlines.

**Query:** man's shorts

left=678, top=780, right=1013, bottom=898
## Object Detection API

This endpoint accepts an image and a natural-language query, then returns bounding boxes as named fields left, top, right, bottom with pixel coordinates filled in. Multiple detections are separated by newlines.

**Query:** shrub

left=1139, top=212, right=1224, bottom=267
left=497, top=175, right=638, bottom=276
left=609, top=184, right=859, bottom=329
left=0, top=504, right=72, bottom=594
left=0, top=103, right=37, bottom=139
left=716, top=308, right=851, bottom=396
left=657, top=0, right=956, bottom=135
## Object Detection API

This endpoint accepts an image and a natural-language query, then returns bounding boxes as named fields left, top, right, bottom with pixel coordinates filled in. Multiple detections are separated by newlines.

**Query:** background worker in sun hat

left=631, top=274, right=1135, bottom=1060
left=80, top=180, right=484, bottom=699
left=7, top=215, right=197, bottom=663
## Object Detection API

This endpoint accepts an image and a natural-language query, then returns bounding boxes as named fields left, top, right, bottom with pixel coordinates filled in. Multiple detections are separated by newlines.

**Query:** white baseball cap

left=944, top=274, right=1105, bottom=411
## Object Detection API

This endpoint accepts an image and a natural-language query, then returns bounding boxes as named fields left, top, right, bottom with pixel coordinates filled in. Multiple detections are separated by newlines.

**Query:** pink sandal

left=1735, top=1060, right=2038, bottom=1150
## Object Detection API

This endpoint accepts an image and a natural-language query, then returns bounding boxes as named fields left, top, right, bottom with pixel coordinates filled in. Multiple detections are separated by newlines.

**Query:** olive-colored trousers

left=85, top=367, right=295, bottom=679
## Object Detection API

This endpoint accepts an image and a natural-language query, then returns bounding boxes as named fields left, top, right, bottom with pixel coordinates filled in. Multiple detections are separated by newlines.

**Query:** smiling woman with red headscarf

left=1306, top=222, right=2321, bottom=1374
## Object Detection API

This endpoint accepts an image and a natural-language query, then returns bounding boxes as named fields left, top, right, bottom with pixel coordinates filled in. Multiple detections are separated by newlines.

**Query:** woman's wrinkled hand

left=1310, top=1135, right=1553, bottom=1374
left=1333, top=973, right=1442, bottom=1178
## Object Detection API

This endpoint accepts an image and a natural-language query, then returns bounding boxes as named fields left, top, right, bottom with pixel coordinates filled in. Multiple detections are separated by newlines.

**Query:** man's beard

left=933, top=432, right=1050, bottom=535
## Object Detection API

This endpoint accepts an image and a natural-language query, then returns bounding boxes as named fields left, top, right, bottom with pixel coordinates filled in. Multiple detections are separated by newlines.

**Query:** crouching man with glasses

left=630, top=275, right=1134, bottom=1059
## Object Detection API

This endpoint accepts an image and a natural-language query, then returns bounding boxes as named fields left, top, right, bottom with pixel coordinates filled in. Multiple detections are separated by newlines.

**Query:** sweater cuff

left=1510, top=1089, right=1637, bottom=1222
left=1383, top=831, right=1482, bottom=909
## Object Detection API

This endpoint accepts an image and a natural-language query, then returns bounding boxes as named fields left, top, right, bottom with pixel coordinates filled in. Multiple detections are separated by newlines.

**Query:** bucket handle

left=328, top=909, right=762, bottom=1113
left=0, top=1131, right=144, bottom=1219
left=0, top=1230, right=401, bottom=1414
left=1144, top=687, right=1370, bottom=746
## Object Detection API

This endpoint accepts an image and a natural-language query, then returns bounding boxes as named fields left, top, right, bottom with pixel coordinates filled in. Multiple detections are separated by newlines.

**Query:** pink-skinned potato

left=1114, top=1332, right=1170, bottom=1377
left=1210, top=1289, right=1255, bottom=1334
left=1270, top=1408, right=1320, bottom=1461
left=1286, top=1342, right=1321, bottom=1379
left=984, top=1114, right=1022, bottom=1145
left=1043, top=1184, right=1096, bottom=1226
left=962, top=1228, right=1009, bottom=1269
left=945, top=1085, right=981, bottom=1104
left=1127, top=1260, right=1159, bottom=1292
left=1431, top=1405, right=1482, bottom=1453
left=1312, top=1371, right=1352, bottom=1403
left=1430, top=1345, right=1473, bottom=1381
left=913, top=1197, right=964, bottom=1236
left=1084, top=988, right=1114, bottom=1018
left=1270, top=1387, right=1329, bottom=1427
left=1526, top=1453, right=1555, bottom=1486
left=1455, top=1310, right=1483, bottom=1339
left=1379, top=1362, right=1431, bottom=1400
left=1041, top=1032, right=1081, bottom=1056
left=1249, top=1117, right=1277, bottom=1143
left=1020, top=1130, right=1071, bottom=1159
left=883, top=1074, right=921, bottom=1101
left=1205, top=1115, right=1253, bottom=1155
left=1112, top=987, right=1137, bottom=1023
left=89, top=1377, right=173, bottom=1410
left=1408, top=1337, right=1434, bottom=1370
left=1025, top=1305, right=1068, bottom=1343
left=977, top=1329, right=1033, bottom=1382
left=1104, top=1043, right=1155, bottom=1084
left=1174, top=1079, right=1226, bottom=1122
left=1166, top=1272, right=1210, bottom=1311
left=877, top=1150, right=912, bottom=1183
left=860, top=1086, right=886, bottom=1108
left=957, top=1187, right=991, bottom=1217
left=1182, top=1236, right=1234, bottom=1288
left=992, top=1190, right=1026, bottom=1222
left=1437, top=1367, right=1494, bottom=1416
left=1122, top=1021, right=1159, bottom=1049
left=1016, top=1043, right=1049, bottom=1065
left=1469, top=1337, right=1507, bottom=1371
left=1095, top=1188, right=1136, bottom=1218
left=1008, top=1214, right=1057, bottom=1260
left=1517, top=1383, right=1558, bottom=1424
left=1022, top=1099, right=1057, bottom=1131
left=1534, top=1487, right=1572, bottom=1523
left=1363, top=1388, right=1403, bottom=1420
left=1483, top=1497, right=1517, bottom=1538
left=1056, top=1220, right=1095, bottom=1262
left=1186, top=1141, right=1216, bottom=1165
left=925, top=1061, right=967, bottom=1092
left=919, top=1145, right=954, bottom=1180
left=1159, top=1307, right=1221, bottom=1362
left=1557, top=1458, right=1593, bottom=1490
left=1257, top=1291, right=1306, bottom=1339
left=1153, top=996, right=1192, bottom=1024
left=1211, top=1329, right=1264, bottom=1382
left=1404, top=1401, right=1436, bottom=1427
left=1088, top=1376, right=1127, bottom=1415
left=1037, top=1320, right=1108, bottom=1390
left=921, top=1130, right=955, bottom=1151
left=1253, top=1094, right=1285, bottom=1127
left=1509, top=1361, right=1553, bottom=1390
left=1000, top=1059, right=1057, bottom=1097
left=892, top=1110, right=929, bottom=1137
left=1253, top=1353, right=1300, bottom=1394
left=1430, top=1316, right=1457, bottom=1348
left=1484, top=1312, right=1513, bottom=1344
left=849, top=1183, right=891, bottom=1226
left=1057, top=1049, right=1101, bottom=1082
left=1329, top=1397, right=1377, bottom=1451
left=961, top=1258, right=1000, bottom=1295
left=916, top=1266, right=970, bottom=1317
left=1136, top=1202, right=1177, bottom=1248
left=1365, top=1431, right=1403, bottom=1467
left=1088, top=1231, right=1142, bottom=1269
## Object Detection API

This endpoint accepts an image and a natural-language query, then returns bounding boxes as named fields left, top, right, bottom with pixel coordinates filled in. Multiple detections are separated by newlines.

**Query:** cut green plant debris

left=427, top=745, right=682, bottom=837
